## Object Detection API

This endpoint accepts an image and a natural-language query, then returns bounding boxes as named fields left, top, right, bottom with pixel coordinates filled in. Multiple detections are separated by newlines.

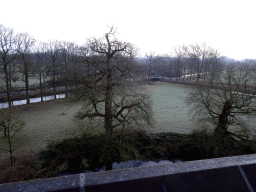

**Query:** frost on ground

left=0, top=82, right=196, bottom=161
left=146, top=82, right=196, bottom=134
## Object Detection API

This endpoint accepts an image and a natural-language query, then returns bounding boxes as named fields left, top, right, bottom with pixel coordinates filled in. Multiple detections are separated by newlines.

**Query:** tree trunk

left=53, top=72, right=56, bottom=99
left=148, top=62, right=152, bottom=83
left=190, top=66, right=192, bottom=81
left=104, top=67, right=113, bottom=170
left=24, top=64, right=30, bottom=104
left=215, top=100, right=232, bottom=135
left=105, top=83, right=113, bottom=142
left=105, top=124, right=113, bottom=142
left=65, top=78, right=68, bottom=98
left=9, top=64, right=12, bottom=93
left=4, top=66, right=12, bottom=107
left=39, top=72, right=43, bottom=101
left=7, top=129, right=14, bottom=166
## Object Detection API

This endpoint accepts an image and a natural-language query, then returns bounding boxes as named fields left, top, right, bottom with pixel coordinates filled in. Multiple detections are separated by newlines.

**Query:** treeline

left=1, top=24, right=256, bottom=107
left=143, top=45, right=256, bottom=82
left=0, top=24, right=118, bottom=107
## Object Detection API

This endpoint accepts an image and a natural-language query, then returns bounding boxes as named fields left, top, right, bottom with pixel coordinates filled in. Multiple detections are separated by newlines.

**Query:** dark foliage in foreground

left=178, top=130, right=256, bottom=160
left=38, top=132, right=146, bottom=176
left=1, top=130, right=256, bottom=184
left=38, top=130, right=256, bottom=178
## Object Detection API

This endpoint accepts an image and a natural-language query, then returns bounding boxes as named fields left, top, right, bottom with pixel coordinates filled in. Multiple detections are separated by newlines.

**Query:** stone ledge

left=85, top=154, right=256, bottom=185
left=1, top=154, right=256, bottom=192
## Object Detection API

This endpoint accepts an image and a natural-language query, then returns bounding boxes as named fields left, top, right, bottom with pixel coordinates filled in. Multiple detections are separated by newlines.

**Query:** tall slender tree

left=17, top=32, right=36, bottom=104
left=0, top=25, right=18, bottom=107
left=34, top=42, right=48, bottom=101
left=46, top=40, right=62, bottom=99
left=145, top=51, right=158, bottom=82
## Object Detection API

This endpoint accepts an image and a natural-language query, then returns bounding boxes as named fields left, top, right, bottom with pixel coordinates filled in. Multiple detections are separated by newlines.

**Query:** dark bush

left=37, top=130, right=256, bottom=178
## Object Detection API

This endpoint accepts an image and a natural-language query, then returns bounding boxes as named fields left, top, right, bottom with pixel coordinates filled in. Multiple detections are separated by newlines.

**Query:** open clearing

left=0, top=82, right=196, bottom=161
left=148, top=82, right=196, bottom=133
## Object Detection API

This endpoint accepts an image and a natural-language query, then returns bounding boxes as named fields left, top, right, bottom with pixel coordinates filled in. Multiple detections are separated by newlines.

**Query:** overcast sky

left=1, top=0, right=255, bottom=60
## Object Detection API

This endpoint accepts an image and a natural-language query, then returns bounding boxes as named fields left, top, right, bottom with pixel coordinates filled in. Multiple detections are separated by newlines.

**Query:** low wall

left=1, top=154, right=256, bottom=192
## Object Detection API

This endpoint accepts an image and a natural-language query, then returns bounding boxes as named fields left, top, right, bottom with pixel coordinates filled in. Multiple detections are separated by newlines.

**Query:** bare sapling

left=0, top=108, right=25, bottom=166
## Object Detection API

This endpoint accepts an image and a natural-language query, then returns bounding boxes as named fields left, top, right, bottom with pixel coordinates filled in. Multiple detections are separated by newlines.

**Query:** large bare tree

left=187, top=62, right=256, bottom=139
left=75, top=27, right=153, bottom=143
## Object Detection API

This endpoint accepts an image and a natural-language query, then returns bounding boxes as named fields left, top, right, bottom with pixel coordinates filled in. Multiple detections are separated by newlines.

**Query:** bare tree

left=206, top=55, right=226, bottom=83
left=187, top=63, right=256, bottom=139
left=60, top=41, right=79, bottom=97
left=75, top=27, right=153, bottom=144
left=145, top=51, right=159, bottom=82
left=183, top=43, right=222, bottom=81
left=172, top=46, right=185, bottom=81
left=154, top=54, right=170, bottom=78
left=34, top=42, right=49, bottom=101
left=0, top=108, right=25, bottom=166
left=0, top=24, right=18, bottom=107
left=45, top=40, right=62, bottom=99
left=181, top=45, right=195, bottom=81
left=17, top=32, right=36, bottom=104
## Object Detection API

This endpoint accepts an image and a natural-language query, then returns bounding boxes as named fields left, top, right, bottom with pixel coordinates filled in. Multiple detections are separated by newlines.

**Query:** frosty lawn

left=148, top=82, right=196, bottom=133
left=0, top=82, right=196, bottom=161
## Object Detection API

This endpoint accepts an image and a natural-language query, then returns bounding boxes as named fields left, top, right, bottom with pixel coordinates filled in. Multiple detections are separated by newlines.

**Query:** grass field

left=148, top=82, right=196, bottom=133
left=1, top=81, right=256, bottom=184
left=0, top=82, right=196, bottom=162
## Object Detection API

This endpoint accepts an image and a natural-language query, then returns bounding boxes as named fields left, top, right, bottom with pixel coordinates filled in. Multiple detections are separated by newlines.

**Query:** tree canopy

left=74, top=27, right=153, bottom=142
left=187, top=62, right=256, bottom=139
